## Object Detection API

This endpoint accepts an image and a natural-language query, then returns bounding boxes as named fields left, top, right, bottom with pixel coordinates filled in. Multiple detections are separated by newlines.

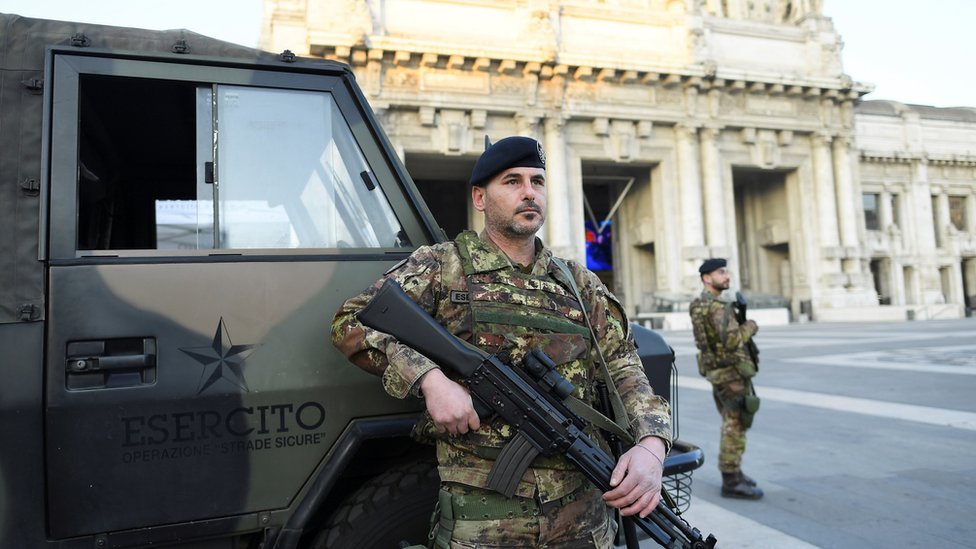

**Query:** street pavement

left=636, top=316, right=976, bottom=549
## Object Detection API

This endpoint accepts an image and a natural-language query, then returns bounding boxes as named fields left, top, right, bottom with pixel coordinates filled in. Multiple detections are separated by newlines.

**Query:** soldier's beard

left=509, top=210, right=545, bottom=237
left=486, top=203, right=545, bottom=239
left=707, top=279, right=730, bottom=293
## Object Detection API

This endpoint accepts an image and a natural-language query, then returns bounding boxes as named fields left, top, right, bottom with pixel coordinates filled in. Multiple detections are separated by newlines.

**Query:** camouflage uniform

left=688, top=290, right=758, bottom=474
left=333, top=230, right=672, bottom=548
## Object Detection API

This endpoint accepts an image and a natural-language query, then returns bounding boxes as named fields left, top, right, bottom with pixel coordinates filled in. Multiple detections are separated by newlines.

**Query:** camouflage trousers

left=711, top=379, right=750, bottom=474
left=433, top=482, right=617, bottom=548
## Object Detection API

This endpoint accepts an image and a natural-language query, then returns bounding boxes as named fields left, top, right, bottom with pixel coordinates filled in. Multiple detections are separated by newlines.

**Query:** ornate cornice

left=314, top=45, right=866, bottom=100
left=860, top=151, right=976, bottom=167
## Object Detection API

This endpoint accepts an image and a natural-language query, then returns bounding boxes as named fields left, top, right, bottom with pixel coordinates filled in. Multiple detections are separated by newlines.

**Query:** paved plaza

left=637, top=317, right=976, bottom=548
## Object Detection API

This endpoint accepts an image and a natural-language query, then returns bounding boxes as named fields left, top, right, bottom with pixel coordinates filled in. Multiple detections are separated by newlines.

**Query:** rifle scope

left=522, top=348, right=575, bottom=401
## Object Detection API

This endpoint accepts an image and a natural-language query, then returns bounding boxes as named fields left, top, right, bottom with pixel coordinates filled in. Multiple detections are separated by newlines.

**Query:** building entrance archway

left=581, top=163, right=655, bottom=312
left=870, top=258, right=893, bottom=305
left=733, top=169, right=794, bottom=308
left=963, top=258, right=976, bottom=316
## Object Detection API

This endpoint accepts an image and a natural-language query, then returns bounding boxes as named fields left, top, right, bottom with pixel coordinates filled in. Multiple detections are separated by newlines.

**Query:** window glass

left=76, top=75, right=197, bottom=250
left=77, top=75, right=410, bottom=252
left=889, top=193, right=900, bottom=229
left=863, top=193, right=880, bottom=231
left=214, top=86, right=408, bottom=249
left=948, top=196, right=967, bottom=231
left=156, top=200, right=214, bottom=250
left=155, top=89, right=217, bottom=250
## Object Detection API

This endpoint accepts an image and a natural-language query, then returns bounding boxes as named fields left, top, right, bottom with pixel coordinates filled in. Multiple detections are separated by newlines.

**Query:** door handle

left=65, top=338, right=157, bottom=389
left=68, top=353, right=155, bottom=373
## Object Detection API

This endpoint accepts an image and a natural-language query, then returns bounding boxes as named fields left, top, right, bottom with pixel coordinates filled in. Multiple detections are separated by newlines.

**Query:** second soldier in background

left=689, top=258, right=763, bottom=500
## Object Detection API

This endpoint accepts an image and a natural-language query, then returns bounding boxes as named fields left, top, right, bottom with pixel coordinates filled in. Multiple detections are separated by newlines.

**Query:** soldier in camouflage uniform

left=689, top=258, right=763, bottom=500
left=333, top=136, right=673, bottom=548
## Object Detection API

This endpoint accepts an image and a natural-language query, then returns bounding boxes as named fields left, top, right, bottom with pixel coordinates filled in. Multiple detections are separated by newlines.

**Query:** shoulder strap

left=453, top=230, right=479, bottom=276
left=551, top=257, right=634, bottom=444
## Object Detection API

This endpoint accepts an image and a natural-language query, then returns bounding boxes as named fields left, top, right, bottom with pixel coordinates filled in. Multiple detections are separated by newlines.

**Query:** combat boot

left=721, top=472, right=764, bottom=499
left=739, top=471, right=757, bottom=486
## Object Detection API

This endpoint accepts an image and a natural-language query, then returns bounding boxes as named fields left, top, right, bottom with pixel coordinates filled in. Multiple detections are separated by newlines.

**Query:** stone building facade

left=856, top=101, right=976, bottom=320
left=260, top=0, right=975, bottom=323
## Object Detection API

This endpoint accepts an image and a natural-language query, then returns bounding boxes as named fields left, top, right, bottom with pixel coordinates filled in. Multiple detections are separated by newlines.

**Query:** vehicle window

left=77, top=74, right=410, bottom=252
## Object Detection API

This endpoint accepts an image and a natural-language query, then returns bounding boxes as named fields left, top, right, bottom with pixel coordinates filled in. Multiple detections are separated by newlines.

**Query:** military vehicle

left=0, top=13, right=702, bottom=549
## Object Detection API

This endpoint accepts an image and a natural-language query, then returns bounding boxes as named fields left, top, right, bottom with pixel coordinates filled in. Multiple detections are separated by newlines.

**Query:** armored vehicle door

left=42, top=49, right=436, bottom=542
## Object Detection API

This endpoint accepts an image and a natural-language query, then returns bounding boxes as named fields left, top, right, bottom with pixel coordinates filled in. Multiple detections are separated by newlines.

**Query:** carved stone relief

left=384, top=68, right=419, bottom=89
left=713, top=0, right=822, bottom=22
left=797, top=97, right=820, bottom=118
left=491, top=75, right=525, bottom=96
left=565, top=81, right=597, bottom=102
left=746, top=96, right=796, bottom=117
left=597, top=84, right=656, bottom=105
left=657, top=88, right=684, bottom=107
left=421, top=69, right=490, bottom=93
left=721, top=92, right=746, bottom=114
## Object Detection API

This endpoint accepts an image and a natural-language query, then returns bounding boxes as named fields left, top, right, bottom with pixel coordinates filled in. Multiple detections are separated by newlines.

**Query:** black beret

left=469, top=136, right=546, bottom=187
left=699, top=258, right=727, bottom=275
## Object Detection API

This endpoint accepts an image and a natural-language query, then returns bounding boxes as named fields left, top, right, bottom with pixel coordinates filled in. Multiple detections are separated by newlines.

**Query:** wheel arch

left=270, top=414, right=434, bottom=549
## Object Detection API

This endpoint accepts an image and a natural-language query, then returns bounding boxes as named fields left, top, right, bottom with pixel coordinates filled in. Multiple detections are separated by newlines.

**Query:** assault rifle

left=734, top=291, right=760, bottom=369
left=358, top=279, right=717, bottom=549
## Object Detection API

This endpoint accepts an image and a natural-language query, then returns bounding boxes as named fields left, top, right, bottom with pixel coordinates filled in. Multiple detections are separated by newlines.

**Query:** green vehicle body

left=0, top=13, right=701, bottom=549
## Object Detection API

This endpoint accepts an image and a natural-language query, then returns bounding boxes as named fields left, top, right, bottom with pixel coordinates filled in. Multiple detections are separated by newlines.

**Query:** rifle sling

left=551, top=258, right=634, bottom=445
left=565, top=395, right=633, bottom=443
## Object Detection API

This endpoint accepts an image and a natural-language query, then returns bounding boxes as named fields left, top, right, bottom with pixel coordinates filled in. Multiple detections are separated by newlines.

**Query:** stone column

left=904, top=265, right=918, bottom=305
left=543, top=116, right=576, bottom=261
left=566, top=148, right=586, bottom=263
left=967, top=193, right=976, bottom=233
left=913, top=160, right=937, bottom=250
left=808, top=132, right=847, bottom=308
left=812, top=132, right=840, bottom=250
left=935, top=191, right=951, bottom=243
left=653, top=160, right=682, bottom=295
left=890, top=259, right=906, bottom=306
left=832, top=136, right=859, bottom=260
left=879, top=189, right=893, bottom=231
left=834, top=135, right=878, bottom=306
left=963, top=190, right=976, bottom=234
left=699, top=126, right=727, bottom=250
left=674, top=123, right=705, bottom=286
left=910, top=159, right=944, bottom=305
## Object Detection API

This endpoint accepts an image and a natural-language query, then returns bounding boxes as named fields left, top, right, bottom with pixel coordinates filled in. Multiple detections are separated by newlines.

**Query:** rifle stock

left=357, top=279, right=717, bottom=549
left=358, top=280, right=486, bottom=377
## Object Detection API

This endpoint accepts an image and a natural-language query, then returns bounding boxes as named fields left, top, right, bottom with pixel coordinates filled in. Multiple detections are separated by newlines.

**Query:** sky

left=824, top=0, right=975, bottom=108
left=1, top=0, right=972, bottom=108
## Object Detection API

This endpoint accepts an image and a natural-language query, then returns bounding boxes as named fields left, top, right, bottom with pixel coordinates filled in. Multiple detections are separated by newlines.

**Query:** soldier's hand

left=603, top=436, right=666, bottom=518
left=419, top=369, right=481, bottom=436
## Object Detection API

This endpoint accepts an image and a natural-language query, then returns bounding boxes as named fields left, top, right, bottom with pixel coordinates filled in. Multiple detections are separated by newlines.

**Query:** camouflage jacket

left=332, top=230, right=672, bottom=502
left=689, top=290, right=757, bottom=384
